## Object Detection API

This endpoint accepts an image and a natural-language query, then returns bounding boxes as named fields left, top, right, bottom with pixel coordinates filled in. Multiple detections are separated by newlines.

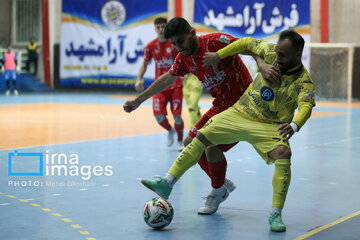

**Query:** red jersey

left=144, top=38, right=182, bottom=91
left=170, top=33, right=252, bottom=108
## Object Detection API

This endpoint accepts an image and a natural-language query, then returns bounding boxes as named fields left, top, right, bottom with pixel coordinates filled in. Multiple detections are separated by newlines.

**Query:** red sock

left=208, top=158, right=227, bottom=189
left=158, top=118, right=172, bottom=131
left=198, top=153, right=211, bottom=178
left=175, top=122, right=184, bottom=141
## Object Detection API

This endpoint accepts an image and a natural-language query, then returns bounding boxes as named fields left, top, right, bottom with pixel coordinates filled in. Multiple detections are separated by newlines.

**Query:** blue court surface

left=0, top=92, right=360, bottom=240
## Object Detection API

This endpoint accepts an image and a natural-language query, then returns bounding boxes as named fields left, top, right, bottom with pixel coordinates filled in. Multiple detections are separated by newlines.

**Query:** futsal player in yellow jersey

left=141, top=30, right=315, bottom=232
left=182, top=73, right=203, bottom=127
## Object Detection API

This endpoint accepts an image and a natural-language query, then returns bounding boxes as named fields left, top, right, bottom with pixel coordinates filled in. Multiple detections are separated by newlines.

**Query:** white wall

left=48, top=0, right=62, bottom=87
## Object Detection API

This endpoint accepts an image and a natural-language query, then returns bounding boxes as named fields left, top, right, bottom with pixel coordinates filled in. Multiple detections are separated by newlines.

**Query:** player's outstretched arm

left=123, top=72, right=178, bottom=113
left=135, top=61, right=149, bottom=92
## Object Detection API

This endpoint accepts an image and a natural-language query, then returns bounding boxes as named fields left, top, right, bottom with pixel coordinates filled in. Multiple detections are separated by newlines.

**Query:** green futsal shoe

left=269, top=212, right=286, bottom=232
left=141, top=176, right=172, bottom=199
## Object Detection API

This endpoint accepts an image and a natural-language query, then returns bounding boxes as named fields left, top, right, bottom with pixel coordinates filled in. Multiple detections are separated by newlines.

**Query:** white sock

left=165, top=173, right=176, bottom=188
left=212, top=185, right=225, bottom=195
left=271, top=207, right=282, bottom=215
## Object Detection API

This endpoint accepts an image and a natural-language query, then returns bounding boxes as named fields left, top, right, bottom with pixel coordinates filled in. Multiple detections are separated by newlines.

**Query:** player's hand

left=258, top=62, right=281, bottom=86
left=202, top=52, right=220, bottom=72
left=123, top=99, right=141, bottom=113
left=135, top=80, right=144, bottom=92
left=277, top=123, right=294, bottom=139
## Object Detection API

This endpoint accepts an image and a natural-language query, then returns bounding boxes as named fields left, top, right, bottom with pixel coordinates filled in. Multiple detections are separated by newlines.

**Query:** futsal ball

left=143, top=197, right=174, bottom=229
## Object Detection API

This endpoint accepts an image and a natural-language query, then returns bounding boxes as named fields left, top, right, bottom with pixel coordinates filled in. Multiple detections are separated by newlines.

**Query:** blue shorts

left=4, top=70, right=16, bottom=80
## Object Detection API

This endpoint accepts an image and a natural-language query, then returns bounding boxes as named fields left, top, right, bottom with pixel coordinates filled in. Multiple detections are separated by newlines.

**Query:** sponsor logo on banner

left=101, top=0, right=126, bottom=28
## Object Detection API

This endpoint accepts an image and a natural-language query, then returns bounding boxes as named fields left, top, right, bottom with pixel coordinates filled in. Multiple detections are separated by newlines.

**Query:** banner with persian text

left=60, top=0, right=167, bottom=88
left=194, top=0, right=310, bottom=77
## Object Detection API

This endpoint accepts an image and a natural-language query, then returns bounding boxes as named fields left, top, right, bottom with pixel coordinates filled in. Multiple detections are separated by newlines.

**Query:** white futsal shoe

left=198, top=187, right=229, bottom=215
left=224, top=178, right=236, bottom=193
left=197, top=178, right=236, bottom=215
left=177, top=141, right=184, bottom=151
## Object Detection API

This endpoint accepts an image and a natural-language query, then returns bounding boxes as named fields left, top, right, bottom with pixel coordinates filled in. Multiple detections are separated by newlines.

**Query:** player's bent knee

left=154, top=114, right=165, bottom=123
left=205, top=145, right=224, bottom=163
left=268, top=145, right=292, bottom=160
left=184, top=135, right=193, bottom=147
left=276, top=145, right=292, bottom=159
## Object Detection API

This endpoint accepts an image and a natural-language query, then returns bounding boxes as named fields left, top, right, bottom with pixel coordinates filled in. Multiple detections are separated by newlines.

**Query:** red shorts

left=188, top=105, right=238, bottom=152
left=153, top=87, right=183, bottom=116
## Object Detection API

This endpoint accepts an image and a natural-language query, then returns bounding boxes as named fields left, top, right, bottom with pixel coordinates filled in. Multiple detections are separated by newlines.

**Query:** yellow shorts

left=198, top=106, right=291, bottom=164
left=183, top=74, right=203, bottom=110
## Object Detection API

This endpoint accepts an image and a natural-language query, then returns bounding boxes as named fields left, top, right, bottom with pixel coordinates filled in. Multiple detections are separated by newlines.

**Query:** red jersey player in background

left=135, top=17, right=185, bottom=151
left=125, top=17, right=268, bottom=215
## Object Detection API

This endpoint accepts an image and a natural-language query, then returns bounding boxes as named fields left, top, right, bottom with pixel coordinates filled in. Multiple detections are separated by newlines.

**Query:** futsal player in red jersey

left=135, top=17, right=185, bottom=151
left=125, top=17, right=267, bottom=214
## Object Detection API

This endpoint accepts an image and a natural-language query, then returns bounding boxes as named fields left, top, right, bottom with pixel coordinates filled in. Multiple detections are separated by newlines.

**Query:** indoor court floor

left=0, top=92, right=359, bottom=240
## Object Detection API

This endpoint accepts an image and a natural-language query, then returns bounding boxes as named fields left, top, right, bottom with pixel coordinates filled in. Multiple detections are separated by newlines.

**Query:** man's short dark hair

left=164, top=17, right=193, bottom=39
left=154, top=17, right=167, bottom=25
left=279, top=29, right=305, bottom=52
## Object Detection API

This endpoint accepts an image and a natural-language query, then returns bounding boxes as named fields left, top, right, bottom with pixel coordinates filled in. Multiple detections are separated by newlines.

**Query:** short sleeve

left=297, top=79, right=316, bottom=106
left=169, top=54, right=188, bottom=77
left=143, top=43, right=152, bottom=62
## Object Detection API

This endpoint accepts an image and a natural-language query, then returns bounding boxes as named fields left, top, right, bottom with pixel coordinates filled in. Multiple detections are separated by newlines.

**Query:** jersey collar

left=283, top=63, right=303, bottom=76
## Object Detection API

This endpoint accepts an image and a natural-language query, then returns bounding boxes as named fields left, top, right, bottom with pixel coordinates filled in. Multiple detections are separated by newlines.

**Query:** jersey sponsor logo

left=260, top=86, right=274, bottom=101
left=101, top=1, right=126, bottom=28
left=247, top=90, right=279, bottom=118
left=218, top=35, right=230, bottom=44
left=202, top=71, right=226, bottom=90
left=155, top=58, right=174, bottom=69
left=154, top=98, right=160, bottom=112
left=189, top=67, right=197, bottom=72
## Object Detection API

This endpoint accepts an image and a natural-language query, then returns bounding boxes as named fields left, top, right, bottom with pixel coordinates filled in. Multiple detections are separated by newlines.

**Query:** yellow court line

left=293, top=210, right=360, bottom=240
left=1, top=192, right=95, bottom=239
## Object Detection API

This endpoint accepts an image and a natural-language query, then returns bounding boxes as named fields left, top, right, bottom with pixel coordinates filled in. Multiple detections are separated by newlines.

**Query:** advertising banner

left=60, top=0, right=167, bottom=88
left=194, top=0, right=310, bottom=76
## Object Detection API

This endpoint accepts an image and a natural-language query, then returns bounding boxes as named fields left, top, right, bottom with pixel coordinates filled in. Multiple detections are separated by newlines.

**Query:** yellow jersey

left=218, top=37, right=315, bottom=128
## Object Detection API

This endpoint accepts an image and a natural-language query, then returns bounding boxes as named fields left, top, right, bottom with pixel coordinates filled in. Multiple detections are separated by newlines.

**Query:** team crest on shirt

left=306, top=90, right=315, bottom=101
left=260, top=86, right=274, bottom=101
left=101, top=0, right=126, bottom=28
left=166, top=47, right=172, bottom=53
left=218, top=35, right=230, bottom=44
